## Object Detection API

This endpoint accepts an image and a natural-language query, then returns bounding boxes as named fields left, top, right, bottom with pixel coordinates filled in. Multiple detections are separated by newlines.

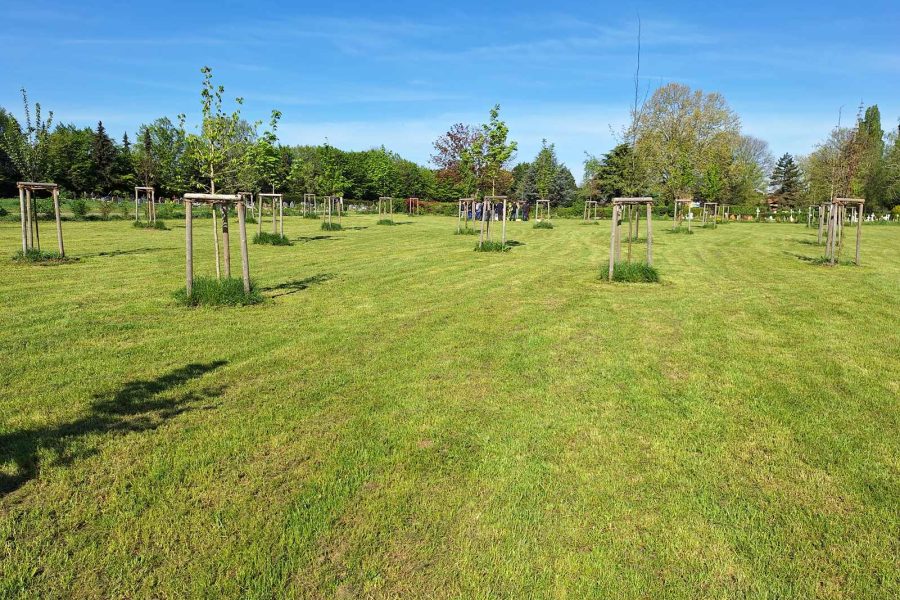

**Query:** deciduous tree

left=0, top=89, right=53, bottom=182
left=481, top=104, right=517, bottom=197
left=185, top=66, right=255, bottom=194
left=635, top=82, right=740, bottom=200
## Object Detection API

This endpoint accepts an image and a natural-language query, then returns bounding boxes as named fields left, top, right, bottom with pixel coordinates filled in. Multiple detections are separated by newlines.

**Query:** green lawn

left=1, top=214, right=898, bottom=598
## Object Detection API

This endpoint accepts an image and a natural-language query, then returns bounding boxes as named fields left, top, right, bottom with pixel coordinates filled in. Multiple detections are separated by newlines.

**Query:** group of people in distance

left=470, top=200, right=531, bottom=222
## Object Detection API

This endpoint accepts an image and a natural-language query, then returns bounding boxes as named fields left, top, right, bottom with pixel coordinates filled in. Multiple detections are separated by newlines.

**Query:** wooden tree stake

left=185, top=199, right=193, bottom=297
left=222, top=205, right=231, bottom=278
left=608, top=204, right=618, bottom=279
left=53, top=187, right=64, bottom=257
left=212, top=207, right=221, bottom=278
left=238, top=200, right=251, bottom=293
left=18, top=186, right=27, bottom=252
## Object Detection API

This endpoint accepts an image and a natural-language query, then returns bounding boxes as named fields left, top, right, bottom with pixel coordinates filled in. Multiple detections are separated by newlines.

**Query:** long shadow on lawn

left=84, top=247, right=177, bottom=258
left=784, top=251, right=855, bottom=266
left=262, top=273, right=334, bottom=298
left=296, top=235, right=336, bottom=243
left=0, top=360, right=227, bottom=496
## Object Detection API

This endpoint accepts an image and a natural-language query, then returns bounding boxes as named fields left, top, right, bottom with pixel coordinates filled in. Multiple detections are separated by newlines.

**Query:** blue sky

left=2, top=0, right=899, bottom=180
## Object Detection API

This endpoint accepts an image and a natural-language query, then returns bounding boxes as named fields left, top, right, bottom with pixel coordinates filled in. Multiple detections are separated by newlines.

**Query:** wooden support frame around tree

left=825, top=198, right=864, bottom=266
left=816, top=203, right=827, bottom=244
left=302, top=193, right=317, bottom=216
left=672, top=198, right=693, bottom=231
left=407, top=197, right=421, bottom=216
left=135, top=186, right=156, bottom=223
left=17, top=182, right=64, bottom=257
left=535, top=199, right=551, bottom=221
left=378, top=196, right=394, bottom=222
left=257, top=193, right=284, bottom=237
left=478, top=196, right=509, bottom=247
left=608, top=198, right=654, bottom=279
left=324, top=195, right=342, bottom=227
left=457, top=197, right=474, bottom=233
left=238, top=191, right=253, bottom=219
left=511, top=200, right=524, bottom=221
left=583, top=200, right=600, bottom=221
left=701, top=202, right=718, bottom=228
left=183, top=193, right=250, bottom=296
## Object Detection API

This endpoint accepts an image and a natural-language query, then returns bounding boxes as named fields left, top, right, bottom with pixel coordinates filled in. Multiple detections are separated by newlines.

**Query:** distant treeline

left=2, top=76, right=899, bottom=212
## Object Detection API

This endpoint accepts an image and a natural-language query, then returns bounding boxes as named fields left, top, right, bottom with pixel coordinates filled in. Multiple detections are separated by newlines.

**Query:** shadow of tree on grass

left=84, top=247, right=177, bottom=258
left=0, top=360, right=227, bottom=495
left=261, top=273, right=334, bottom=298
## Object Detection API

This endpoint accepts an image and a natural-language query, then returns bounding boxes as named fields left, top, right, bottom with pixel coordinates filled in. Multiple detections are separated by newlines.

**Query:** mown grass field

left=1, top=212, right=898, bottom=598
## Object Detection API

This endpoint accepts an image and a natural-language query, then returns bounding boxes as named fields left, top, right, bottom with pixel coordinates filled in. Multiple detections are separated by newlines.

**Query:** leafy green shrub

left=303, top=213, right=321, bottom=219
left=377, top=219, right=395, bottom=226
left=253, top=232, right=292, bottom=245
left=0, top=206, right=8, bottom=217
left=133, top=220, right=169, bottom=230
left=12, top=249, right=69, bottom=263
left=533, top=221, right=554, bottom=229
left=174, top=277, right=262, bottom=307
left=455, top=227, right=477, bottom=235
left=474, top=240, right=510, bottom=252
left=600, top=262, right=660, bottom=283
left=69, top=199, right=89, bottom=219
left=321, top=222, right=343, bottom=231
left=668, top=226, right=694, bottom=234
left=36, top=199, right=54, bottom=218
left=99, top=202, right=113, bottom=220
